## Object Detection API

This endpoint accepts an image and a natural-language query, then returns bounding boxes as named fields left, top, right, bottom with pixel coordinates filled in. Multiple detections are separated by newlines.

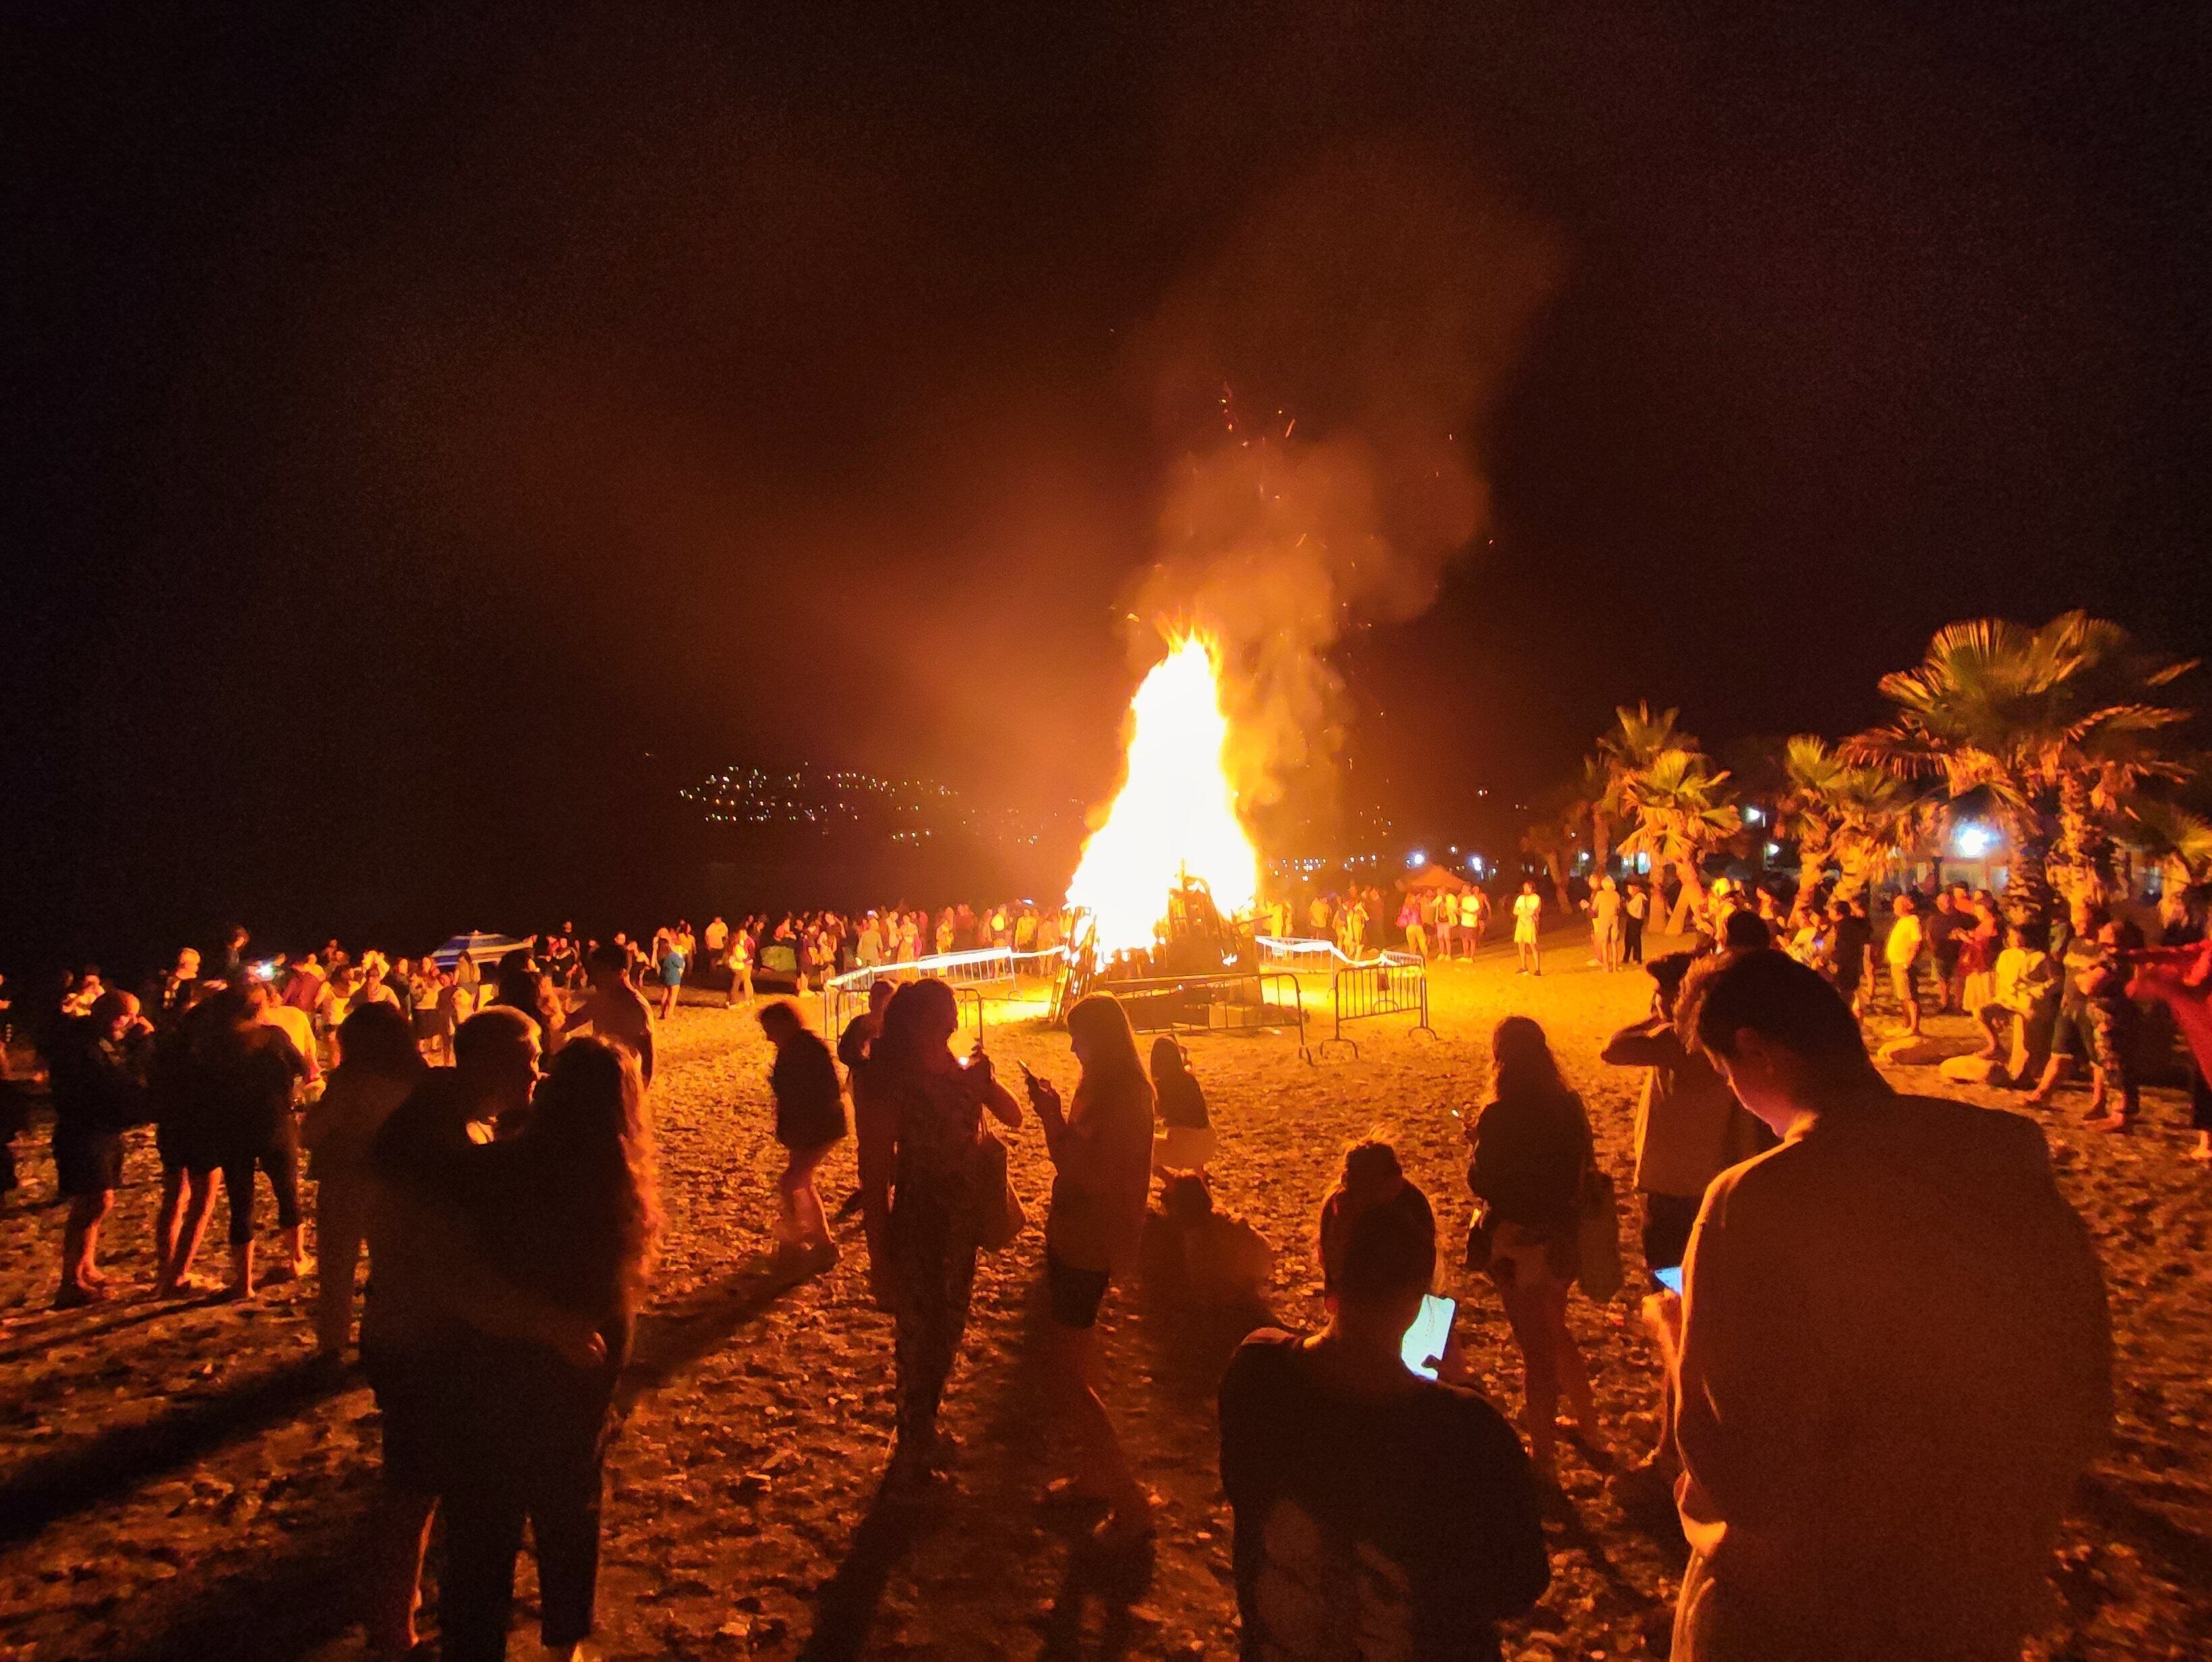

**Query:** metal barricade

left=1320, top=950, right=1436, bottom=1058
left=1074, top=969, right=1312, bottom=1064
left=1253, top=934, right=1352, bottom=972
left=823, top=945, right=1066, bottom=1040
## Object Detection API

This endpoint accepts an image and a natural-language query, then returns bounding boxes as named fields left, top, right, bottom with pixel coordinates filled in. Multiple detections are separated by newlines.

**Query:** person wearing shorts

left=1024, top=995, right=1157, bottom=1544
left=200, top=990, right=310, bottom=1297
left=1884, top=895, right=1925, bottom=1035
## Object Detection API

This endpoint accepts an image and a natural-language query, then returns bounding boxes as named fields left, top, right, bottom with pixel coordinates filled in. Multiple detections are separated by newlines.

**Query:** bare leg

left=154, top=1167, right=187, bottom=1275
left=1043, top=1321, right=1146, bottom=1518
left=1498, top=1276, right=1561, bottom=1480
left=59, top=1191, right=111, bottom=1299
left=365, top=1483, right=438, bottom=1656
left=2025, top=1053, right=2071, bottom=1105
left=160, top=1176, right=218, bottom=1293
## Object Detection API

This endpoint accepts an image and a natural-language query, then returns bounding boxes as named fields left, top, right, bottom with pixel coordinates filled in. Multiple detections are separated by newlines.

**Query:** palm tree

left=1518, top=817, right=1574, bottom=908
left=1778, top=735, right=1924, bottom=898
left=1575, top=754, right=1617, bottom=879
left=2126, top=798, right=2212, bottom=892
left=1616, top=747, right=1739, bottom=929
left=1844, top=612, right=2196, bottom=922
left=1598, top=701, right=1690, bottom=777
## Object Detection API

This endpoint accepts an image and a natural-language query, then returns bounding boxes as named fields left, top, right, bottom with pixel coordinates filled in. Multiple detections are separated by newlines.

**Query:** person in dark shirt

left=833, top=978, right=895, bottom=1224
left=1220, top=1141, right=1548, bottom=1660
left=760, top=999, right=846, bottom=1267
left=197, top=986, right=310, bottom=1298
left=1149, top=1035, right=1216, bottom=1173
left=1827, top=900, right=1870, bottom=1016
left=47, top=991, right=153, bottom=1306
left=1467, top=1014, right=1608, bottom=1483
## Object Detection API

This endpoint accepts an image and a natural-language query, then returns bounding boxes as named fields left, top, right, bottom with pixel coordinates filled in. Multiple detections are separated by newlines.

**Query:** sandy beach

left=2, top=928, right=2207, bottom=1660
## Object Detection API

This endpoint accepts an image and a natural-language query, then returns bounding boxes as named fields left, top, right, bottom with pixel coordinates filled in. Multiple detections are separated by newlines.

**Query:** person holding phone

left=1219, top=1141, right=1548, bottom=1658
left=1654, top=948, right=2108, bottom=1662
left=869, top=977, right=1022, bottom=1488
left=1024, top=994, right=1158, bottom=1545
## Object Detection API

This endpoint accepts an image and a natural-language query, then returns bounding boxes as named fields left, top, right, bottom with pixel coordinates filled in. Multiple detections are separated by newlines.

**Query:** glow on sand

left=1065, top=635, right=1260, bottom=956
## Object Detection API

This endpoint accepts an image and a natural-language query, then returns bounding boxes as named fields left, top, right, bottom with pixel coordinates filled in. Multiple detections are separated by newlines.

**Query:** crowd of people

left=5, top=871, right=2210, bottom=1659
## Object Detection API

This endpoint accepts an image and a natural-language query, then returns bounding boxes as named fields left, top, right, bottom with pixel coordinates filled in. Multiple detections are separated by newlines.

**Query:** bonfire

left=1064, top=633, right=1260, bottom=961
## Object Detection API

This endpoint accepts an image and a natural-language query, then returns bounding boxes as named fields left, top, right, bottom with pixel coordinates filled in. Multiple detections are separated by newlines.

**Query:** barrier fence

left=1321, top=949, right=1435, bottom=1058
left=823, top=945, right=1067, bottom=1039
left=1076, top=969, right=1312, bottom=1064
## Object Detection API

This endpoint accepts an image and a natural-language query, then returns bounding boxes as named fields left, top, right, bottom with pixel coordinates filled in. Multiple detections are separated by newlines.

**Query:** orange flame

left=1065, top=634, right=1260, bottom=956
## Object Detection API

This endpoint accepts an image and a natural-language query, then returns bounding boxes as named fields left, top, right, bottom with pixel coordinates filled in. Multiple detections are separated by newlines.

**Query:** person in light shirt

left=1883, top=893, right=1925, bottom=1036
left=1512, top=882, right=1543, bottom=975
left=1650, top=950, right=2107, bottom=1662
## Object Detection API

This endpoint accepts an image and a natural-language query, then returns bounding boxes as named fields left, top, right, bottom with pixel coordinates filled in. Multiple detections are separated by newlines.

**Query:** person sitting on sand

left=1973, top=922, right=2056, bottom=1080
left=1160, top=1171, right=1273, bottom=1307
left=1150, top=1035, right=1216, bottom=1174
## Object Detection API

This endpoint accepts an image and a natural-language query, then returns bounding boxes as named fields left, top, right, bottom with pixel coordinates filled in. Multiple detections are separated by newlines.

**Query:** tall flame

left=1065, top=634, right=1260, bottom=956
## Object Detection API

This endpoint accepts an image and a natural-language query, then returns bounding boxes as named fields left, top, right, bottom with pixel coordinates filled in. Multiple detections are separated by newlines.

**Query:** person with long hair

left=1024, top=993, right=1159, bottom=1544
left=301, top=1000, right=425, bottom=1358
left=1467, top=1015, right=1609, bottom=1485
left=759, top=998, right=846, bottom=1267
left=439, top=1035, right=660, bottom=1662
left=1219, top=1141, right=1548, bottom=1658
left=1148, top=1035, right=1215, bottom=1174
left=867, top=977, right=1022, bottom=1487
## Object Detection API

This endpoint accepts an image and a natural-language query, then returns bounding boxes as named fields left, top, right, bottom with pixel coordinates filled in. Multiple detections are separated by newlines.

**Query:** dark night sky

left=7, top=2, right=2209, bottom=967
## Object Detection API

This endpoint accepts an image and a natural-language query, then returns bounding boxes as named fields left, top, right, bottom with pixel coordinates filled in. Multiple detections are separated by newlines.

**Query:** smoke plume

left=1124, top=144, right=1561, bottom=842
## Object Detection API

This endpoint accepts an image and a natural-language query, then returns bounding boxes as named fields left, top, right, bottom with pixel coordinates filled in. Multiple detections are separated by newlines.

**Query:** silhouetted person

left=1652, top=950, right=2109, bottom=1661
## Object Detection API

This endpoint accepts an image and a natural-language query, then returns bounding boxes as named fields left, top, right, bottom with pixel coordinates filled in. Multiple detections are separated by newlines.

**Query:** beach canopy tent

left=431, top=932, right=531, bottom=969
left=1398, top=865, right=1474, bottom=895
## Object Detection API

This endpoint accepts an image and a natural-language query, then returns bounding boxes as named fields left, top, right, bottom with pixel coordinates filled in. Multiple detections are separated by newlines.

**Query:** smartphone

left=1654, top=1264, right=1685, bottom=1295
left=1401, top=1294, right=1456, bottom=1381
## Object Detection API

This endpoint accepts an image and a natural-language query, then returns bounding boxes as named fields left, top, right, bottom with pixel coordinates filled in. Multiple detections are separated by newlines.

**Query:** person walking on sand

left=1024, top=994, right=1159, bottom=1545
left=759, top=999, right=846, bottom=1268
left=1512, top=882, right=1544, bottom=975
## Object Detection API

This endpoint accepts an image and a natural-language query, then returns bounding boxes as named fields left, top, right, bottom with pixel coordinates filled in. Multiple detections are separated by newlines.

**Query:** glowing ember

left=1065, top=634, right=1260, bottom=956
